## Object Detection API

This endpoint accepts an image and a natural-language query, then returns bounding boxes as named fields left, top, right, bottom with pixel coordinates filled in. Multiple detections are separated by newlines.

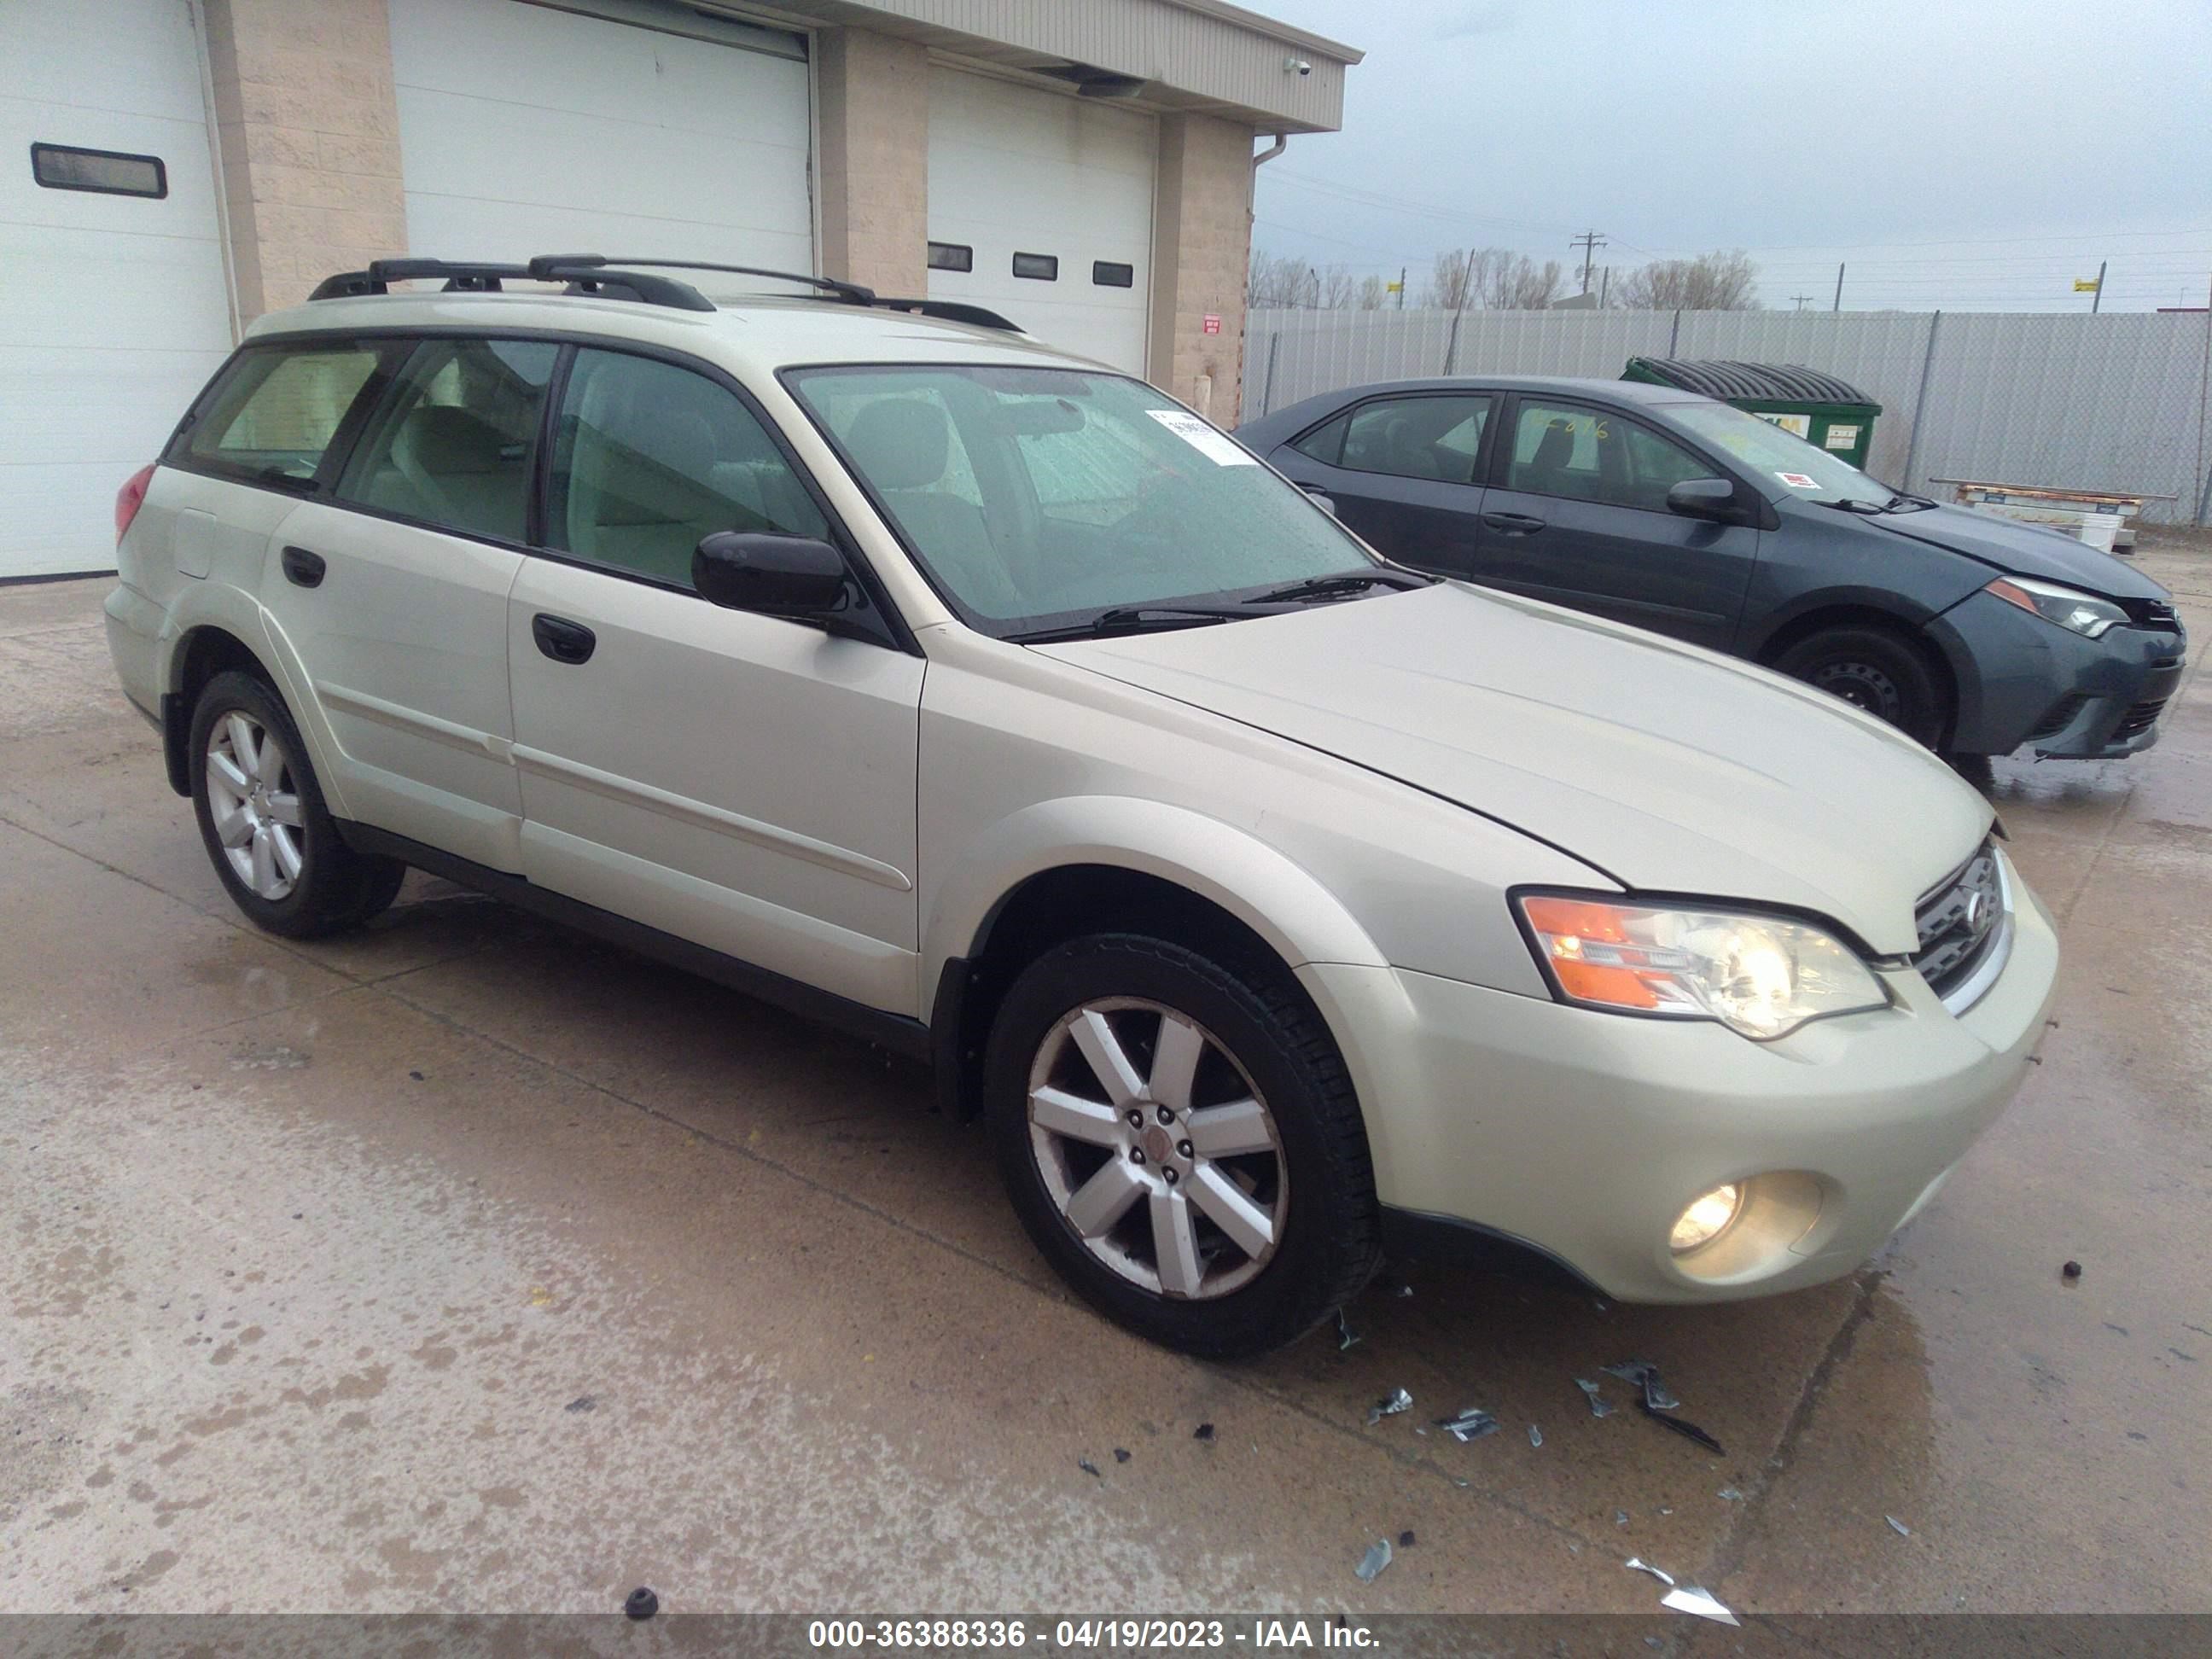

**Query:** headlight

left=1985, top=576, right=2127, bottom=639
left=1516, top=894, right=1889, bottom=1040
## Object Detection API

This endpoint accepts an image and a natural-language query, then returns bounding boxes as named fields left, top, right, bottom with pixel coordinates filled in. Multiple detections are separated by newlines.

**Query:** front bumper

left=1299, top=859, right=2059, bottom=1303
left=1930, top=589, right=2186, bottom=759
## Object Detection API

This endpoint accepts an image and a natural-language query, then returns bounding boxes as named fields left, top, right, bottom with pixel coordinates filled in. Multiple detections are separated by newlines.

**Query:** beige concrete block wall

left=204, top=0, right=408, bottom=316
left=1148, top=114, right=1256, bottom=423
left=816, top=29, right=930, bottom=297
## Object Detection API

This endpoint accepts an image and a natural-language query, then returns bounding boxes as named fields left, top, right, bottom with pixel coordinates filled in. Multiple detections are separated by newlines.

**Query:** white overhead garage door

left=927, top=72, right=1155, bottom=375
left=1, top=0, right=233, bottom=580
left=388, top=0, right=813, bottom=276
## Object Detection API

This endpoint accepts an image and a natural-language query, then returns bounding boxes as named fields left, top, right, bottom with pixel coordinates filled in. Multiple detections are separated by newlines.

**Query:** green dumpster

left=1621, top=358, right=1883, bottom=469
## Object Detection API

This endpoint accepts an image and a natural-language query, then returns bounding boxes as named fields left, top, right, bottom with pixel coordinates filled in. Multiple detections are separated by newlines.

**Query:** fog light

left=1670, top=1184, right=1743, bottom=1254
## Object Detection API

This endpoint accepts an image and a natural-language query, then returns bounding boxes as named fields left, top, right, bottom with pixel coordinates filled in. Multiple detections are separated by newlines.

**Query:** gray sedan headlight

left=1516, top=894, right=1891, bottom=1040
left=1986, top=576, right=2128, bottom=639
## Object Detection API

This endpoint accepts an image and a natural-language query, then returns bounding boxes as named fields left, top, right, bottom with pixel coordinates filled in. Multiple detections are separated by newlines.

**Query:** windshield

left=1665, top=399, right=1893, bottom=505
left=786, top=365, right=1377, bottom=636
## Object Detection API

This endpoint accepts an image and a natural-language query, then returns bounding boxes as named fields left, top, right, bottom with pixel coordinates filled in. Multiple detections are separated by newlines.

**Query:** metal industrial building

left=1, top=0, right=1359, bottom=579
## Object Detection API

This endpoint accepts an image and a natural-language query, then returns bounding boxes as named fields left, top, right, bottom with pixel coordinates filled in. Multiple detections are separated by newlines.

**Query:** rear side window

left=178, top=346, right=387, bottom=487
left=336, top=338, right=557, bottom=543
left=1340, top=393, right=1492, bottom=486
left=549, top=349, right=828, bottom=589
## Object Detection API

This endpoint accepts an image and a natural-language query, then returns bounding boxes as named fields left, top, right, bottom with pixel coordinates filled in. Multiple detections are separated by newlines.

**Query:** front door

left=1268, top=391, right=1493, bottom=575
left=505, top=346, right=924, bottom=1015
left=1470, top=395, right=1760, bottom=650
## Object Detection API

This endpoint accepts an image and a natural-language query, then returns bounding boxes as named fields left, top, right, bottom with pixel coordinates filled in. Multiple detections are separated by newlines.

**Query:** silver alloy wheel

left=204, top=710, right=306, bottom=901
left=1027, top=997, right=1288, bottom=1300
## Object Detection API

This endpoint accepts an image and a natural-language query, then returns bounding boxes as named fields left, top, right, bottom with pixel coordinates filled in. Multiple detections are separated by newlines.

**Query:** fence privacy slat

left=1242, top=308, right=2212, bottom=525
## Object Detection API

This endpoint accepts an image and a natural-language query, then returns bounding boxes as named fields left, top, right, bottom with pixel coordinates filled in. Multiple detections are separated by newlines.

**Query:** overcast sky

left=1249, top=0, right=2212, bottom=311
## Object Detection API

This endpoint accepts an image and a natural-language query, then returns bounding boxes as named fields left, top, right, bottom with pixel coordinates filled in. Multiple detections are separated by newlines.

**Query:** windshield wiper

left=1009, top=605, right=1252, bottom=644
left=1883, top=491, right=1936, bottom=512
left=1819, top=497, right=1889, bottom=515
left=1252, top=570, right=1431, bottom=605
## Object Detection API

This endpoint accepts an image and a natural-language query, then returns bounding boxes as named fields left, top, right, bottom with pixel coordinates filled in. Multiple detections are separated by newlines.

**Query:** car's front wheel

left=986, top=934, right=1380, bottom=1358
left=1772, top=625, right=1945, bottom=747
left=189, top=670, right=407, bottom=938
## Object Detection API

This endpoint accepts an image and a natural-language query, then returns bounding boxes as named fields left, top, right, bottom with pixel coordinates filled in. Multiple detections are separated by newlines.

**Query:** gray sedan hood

left=1045, top=584, right=1994, bottom=955
left=1865, top=502, right=2172, bottom=599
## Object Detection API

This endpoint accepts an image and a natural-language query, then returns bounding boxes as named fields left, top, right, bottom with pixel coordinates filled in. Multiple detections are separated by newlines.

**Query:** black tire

left=1772, top=626, right=1945, bottom=747
left=188, top=670, right=408, bottom=939
left=984, top=933, right=1380, bottom=1359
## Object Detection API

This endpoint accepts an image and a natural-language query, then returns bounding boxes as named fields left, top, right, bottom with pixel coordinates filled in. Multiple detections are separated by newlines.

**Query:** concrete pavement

left=2, top=547, right=2207, bottom=1619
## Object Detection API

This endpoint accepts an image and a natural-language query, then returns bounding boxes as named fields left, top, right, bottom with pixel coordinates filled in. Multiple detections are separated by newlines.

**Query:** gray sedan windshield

left=789, top=365, right=1372, bottom=633
left=1666, top=399, right=1888, bottom=504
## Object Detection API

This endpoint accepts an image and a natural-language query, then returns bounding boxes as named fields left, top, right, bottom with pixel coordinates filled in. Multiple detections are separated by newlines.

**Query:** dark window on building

left=1011, top=253, right=1058, bottom=281
left=32, top=143, right=166, bottom=198
left=1091, top=261, right=1134, bottom=288
left=927, top=242, right=973, bottom=273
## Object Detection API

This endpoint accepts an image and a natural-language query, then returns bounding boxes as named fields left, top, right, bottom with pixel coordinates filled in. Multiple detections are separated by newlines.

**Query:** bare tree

left=1247, top=250, right=1309, bottom=309
left=1426, top=247, right=1568, bottom=310
left=1356, top=272, right=1391, bottom=310
left=1315, top=264, right=1359, bottom=310
left=1615, top=250, right=1760, bottom=311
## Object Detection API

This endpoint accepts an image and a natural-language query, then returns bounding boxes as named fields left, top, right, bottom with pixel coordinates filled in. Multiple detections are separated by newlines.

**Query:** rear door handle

left=280, top=544, right=326, bottom=587
left=1480, top=511, right=1547, bottom=535
left=531, top=613, right=597, bottom=665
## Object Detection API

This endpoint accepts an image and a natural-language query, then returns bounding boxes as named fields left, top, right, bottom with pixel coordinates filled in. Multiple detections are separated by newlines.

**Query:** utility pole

left=1599, top=266, right=1610, bottom=307
left=2091, top=258, right=2107, bottom=314
left=1570, top=229, right=1607, bottom=295
left=1832, top=262, right=1845, bottom=312
left=1791, top=294, right=1815, bottom=311
left=1396, top=265, right=1406, bottom=310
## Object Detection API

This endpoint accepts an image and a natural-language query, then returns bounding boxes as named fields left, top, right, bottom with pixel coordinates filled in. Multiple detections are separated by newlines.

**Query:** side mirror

left=694, top=532, right=853, bottom=625
left=1301, top=485, right=1338, bottom=517
left=1666, top=477, right=1740, bottom=522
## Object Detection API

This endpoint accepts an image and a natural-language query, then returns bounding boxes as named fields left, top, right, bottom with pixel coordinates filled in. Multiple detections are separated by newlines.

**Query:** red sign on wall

left=1202, top=313, right=1221, bottom=335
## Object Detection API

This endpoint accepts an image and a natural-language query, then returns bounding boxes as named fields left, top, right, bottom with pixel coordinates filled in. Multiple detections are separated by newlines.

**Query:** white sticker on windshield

left=1776, top=470, right=1819, bottom=489
left=1147, top=408, right=1257, bottom=466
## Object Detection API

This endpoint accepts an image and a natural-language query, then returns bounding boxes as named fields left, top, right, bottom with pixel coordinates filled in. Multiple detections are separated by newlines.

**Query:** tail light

left=115, top=463, right=156, bottom=546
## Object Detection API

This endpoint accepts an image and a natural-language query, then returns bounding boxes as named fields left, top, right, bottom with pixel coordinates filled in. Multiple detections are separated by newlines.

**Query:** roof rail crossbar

left=870, top=297, right=1024, bottom=334
left=535, top=254, right=876, bottom=306
left=307, top=258, right=713, bottom=311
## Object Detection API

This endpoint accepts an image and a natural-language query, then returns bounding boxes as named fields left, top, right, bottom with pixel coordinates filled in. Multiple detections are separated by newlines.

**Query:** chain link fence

left=1243, top=307, right=2212, bottom=525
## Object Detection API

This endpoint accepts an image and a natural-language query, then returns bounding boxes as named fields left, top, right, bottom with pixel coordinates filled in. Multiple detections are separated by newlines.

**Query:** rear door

left=1468, top=394, right=1759, bottom=649
left=505, top=346, right=923, bottom=1015
left=1267, top=392, right=1493, bottom=575
left=261, top=335, right=557, bottom=868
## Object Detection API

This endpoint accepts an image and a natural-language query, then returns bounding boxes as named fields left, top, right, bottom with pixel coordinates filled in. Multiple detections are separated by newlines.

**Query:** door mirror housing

left=694, top=531, right=857, bottom=626
left=1666, top=477, right=1741, bottom=522
left=1300, top=485, right=1338, bottom=517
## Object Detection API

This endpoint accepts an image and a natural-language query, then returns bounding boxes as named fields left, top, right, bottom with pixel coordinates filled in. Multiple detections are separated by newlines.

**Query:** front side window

left=1507, top=400, right=1726, bottom=513
left=1340, top=394, right=1491, bottom=485
left=789, top=365, right=1374, bottom=633
left=550, top=349, right=827, bottom=589
left=337, top=338, right=556, bottom=542
left=179, top=345, right=388, bottom=487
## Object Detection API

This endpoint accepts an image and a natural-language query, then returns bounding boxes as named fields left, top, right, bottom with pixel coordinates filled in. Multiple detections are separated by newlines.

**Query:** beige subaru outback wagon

left=104, top=256, right=2058, bottom=1356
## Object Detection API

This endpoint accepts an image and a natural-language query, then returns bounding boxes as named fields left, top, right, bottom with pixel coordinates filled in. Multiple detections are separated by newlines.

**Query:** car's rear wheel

left=189, top=671, right=407, bottom=939
left=986, top=933, right=1379, bottom=1358
left=1773, top=626, right=1944, bottom=747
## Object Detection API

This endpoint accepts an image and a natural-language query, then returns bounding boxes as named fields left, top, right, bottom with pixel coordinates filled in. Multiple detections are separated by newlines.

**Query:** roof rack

left=306, top=255, right=1022, bottom=331
left=308, top=257, right=713, bottom=311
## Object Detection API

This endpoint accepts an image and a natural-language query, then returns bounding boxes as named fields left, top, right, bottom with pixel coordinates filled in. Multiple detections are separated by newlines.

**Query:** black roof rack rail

left=869, top=296, right=1023, bottom=333
left=543, top=254, right=877, bottom=306
left=308, top=257, right=714, bottom=311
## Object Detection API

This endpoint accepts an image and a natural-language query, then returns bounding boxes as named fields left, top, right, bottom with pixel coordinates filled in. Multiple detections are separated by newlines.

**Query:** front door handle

left=532, top=613, right=597, bottom=665
left=1481, top=511, right=1547, bottom=535
left=280, top=544, right=326, bottom=587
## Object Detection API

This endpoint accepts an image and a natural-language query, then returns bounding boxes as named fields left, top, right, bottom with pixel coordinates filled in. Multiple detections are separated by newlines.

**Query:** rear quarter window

left=172, top=344, right=389, bottom=489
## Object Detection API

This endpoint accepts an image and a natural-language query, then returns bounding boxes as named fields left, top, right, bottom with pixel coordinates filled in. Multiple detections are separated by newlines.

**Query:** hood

left=1043, top=585, right=1994, bottom=955
left=1858, top=502, right=2172, bottom=600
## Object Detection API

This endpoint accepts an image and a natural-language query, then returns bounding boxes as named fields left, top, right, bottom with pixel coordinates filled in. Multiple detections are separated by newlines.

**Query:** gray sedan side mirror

left=1666, top=477, right=1740, bottom=522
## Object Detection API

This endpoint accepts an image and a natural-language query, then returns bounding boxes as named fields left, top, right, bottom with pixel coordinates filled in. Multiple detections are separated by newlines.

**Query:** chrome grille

left=1912, top=844, right=2007, bottom=1004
